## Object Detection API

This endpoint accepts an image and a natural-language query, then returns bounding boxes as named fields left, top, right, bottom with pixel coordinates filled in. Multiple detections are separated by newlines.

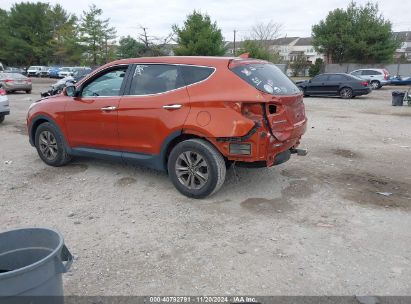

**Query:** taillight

left=0, top=89, right=6, bottom=95
left=4, top=79, right=13, bottom=83
left=26, top=79, right=32, bottom=83
left=383, top=70, right=389, bottom=80
left=361, top=81, right=369, bottom=87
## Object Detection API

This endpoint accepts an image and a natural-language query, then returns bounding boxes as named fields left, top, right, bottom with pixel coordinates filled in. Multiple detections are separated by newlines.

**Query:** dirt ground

left=1, top=78, right=410, bottom=295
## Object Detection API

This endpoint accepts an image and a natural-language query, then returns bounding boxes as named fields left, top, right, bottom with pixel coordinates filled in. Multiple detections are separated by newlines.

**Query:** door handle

left=163, top=104, right=182, bottom=110
left=101, top=106, right=117, bottom=111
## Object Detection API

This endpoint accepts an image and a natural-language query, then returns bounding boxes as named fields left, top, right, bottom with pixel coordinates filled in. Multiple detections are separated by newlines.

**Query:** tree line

left=0, top=1, right=402, bottom=68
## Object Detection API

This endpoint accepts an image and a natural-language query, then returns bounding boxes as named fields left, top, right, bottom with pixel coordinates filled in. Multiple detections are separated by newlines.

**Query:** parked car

left=350, top=69, right=390, bottom=89
left=0, top=62, right=4, bottom=72
left=0, top=84, right=10, bottom=123
left=58, top=67, right=73, bottom=78
left=72, top=67, right=92, bottom=82
left=27, top=56, right=307, bottom=198
left=4, top=67, right=25, bottom=74
left=41, top=76, right=75, bottom=97
left=0, top=73, right=32, bottom=93
left=27, top=66, right=48, bottom=77
left=296, top=73, right=371, bottom=99
left=48, top=67, right=61, bottom=78
left=389, top=75, right=411, bottom=86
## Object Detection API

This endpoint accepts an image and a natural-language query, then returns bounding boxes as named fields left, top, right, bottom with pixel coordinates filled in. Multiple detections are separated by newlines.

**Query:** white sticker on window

left=134, top=65, right=148, bottom=76
left=241, top=68, right=252, bottom=76
left=264, top=84, right=274, bottom=93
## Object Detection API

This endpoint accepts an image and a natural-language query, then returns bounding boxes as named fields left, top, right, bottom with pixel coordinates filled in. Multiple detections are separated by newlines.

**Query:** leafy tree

left=239, top=40, right=282, bottom=63
left=173, top=11, right=226, bottom=56
left=312, top=1, right=400, bottom=63
left=290, top=54, right=311, bottom=77
left=7, top=2, right=54, bottom=65
left=117, top=36, right=145, bottom=59
left=79, top=4, right=116, bottom=65
left=308, top=58, right=324, bottom=77
left=48, top=4, right=82, bottom=65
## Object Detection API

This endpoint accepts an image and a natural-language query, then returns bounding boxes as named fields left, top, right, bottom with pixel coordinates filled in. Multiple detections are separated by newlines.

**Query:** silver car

left=0, top=85, right=10, bottom=123
left=350, top=69, right=390, bottom=89
left=0, top=73, right=32, bottom=94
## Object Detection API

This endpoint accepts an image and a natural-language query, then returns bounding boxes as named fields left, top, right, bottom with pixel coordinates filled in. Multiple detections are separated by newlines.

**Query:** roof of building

left=270, top=37, right=299, bottom=45
left=394, top=31, right=411, bottom=42
left=294, top=37, right=313, bottom=46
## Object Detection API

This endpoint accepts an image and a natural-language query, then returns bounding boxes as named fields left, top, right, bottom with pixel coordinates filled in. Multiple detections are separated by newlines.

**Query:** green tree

left=80, top=4, right=116, bottom=65
left=117, top=36, right=145, bottom=59
left=308, top=58, right=324, bottom=77
left=48, top=4, right=82, bottom=65
left=7, top=2, right=54, bottom=65
left=290, top=54, right=311, bottom=77
left=239, top=40, right=282, bottom=63
left=173, top=11, right=226, bottom=56
left=312, top=1, right=400, bottom=63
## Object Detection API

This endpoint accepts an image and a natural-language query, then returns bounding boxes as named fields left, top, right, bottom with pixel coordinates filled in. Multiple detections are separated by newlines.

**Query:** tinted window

left=230, top=63, right=299, bottom=95
left=328, top=74, right=347, bottom=81
left=362, top=70, right=380, bottom=75
left=312, top=74, right=328, bottom=82
left=181, top=66, right=214, bottom=85
left=129, top=64, right=185, bottom=95
left=82, top=67, right=127, bottom=97
left=351, top=70, right=362, bottom=76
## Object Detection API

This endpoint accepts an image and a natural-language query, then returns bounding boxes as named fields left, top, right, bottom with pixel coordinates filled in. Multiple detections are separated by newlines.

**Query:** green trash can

left=0, top=228, right=73, bottom=303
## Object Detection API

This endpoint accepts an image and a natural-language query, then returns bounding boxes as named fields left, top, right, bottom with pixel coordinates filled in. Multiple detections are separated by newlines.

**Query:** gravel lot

left=1, top=78, right=411, bottom=295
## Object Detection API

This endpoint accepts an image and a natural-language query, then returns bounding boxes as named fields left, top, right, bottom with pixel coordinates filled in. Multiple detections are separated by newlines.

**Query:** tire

left=370, top=81, right=381, bottom=90
left=35, top=122, right=71, bottom=167
left=26, top=90, right=31, bottom=94
left=0, top=115, right=4, bottom=124
left=167, top=139, right=226, bottom=199
left=340, top=87, right=353, bottom=99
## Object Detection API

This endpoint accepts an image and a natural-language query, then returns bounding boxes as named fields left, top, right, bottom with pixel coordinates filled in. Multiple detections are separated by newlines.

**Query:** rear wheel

left=370, top=81, right=381, bottom=90
left=168, top=139, right=226, bottom=199
left=26, top=90, right=31, bottom=94
left=0, top=115, right=4, bottom=123
left=340, top=87, right=353, bottom=99
left=35, top=122, right=71, bottom=167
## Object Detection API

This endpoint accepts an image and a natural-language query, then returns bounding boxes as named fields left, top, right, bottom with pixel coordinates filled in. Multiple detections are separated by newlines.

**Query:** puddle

left=115, top=177, right=137, bottom=187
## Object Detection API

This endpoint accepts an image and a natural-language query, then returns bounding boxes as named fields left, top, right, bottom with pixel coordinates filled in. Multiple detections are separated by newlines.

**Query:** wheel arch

left=29, top=115, right=69, bottom=150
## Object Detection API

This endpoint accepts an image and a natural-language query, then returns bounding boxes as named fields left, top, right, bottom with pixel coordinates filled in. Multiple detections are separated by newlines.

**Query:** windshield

left=230, top=63, right=300, bottom=95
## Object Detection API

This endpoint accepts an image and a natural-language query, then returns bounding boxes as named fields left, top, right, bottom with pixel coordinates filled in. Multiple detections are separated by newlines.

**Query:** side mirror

left=65, top=85, right=77, bottom=97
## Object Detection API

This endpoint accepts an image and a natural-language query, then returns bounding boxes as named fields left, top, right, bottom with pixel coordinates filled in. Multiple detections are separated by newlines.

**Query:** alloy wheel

left=340, top=88, right=353, bottom=99
left=175, top=151, right=209, bottom=190
left=39, top=131, right=58, bottom=161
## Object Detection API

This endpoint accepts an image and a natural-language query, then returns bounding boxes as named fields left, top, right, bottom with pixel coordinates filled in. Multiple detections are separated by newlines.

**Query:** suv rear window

left=230, top=63, right=299, bottom=95
left=181, top=66, right=214, bottom=85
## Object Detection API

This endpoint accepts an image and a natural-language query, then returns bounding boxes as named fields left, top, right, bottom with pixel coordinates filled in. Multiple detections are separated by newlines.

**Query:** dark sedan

left=296, top=73, right=371, bottom=99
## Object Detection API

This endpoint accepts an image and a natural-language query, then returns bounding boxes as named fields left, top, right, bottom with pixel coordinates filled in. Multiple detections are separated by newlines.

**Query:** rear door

left=326, top=74, right=348, bottom=94
left=117, top=64, right=191, bottom=155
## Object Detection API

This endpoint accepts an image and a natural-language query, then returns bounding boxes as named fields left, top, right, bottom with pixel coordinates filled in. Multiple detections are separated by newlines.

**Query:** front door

left=306, top=74, right=329, bottom=95
left=117, top=64, right=190, bottom=155
left=64, top=65, right=129, bottom=150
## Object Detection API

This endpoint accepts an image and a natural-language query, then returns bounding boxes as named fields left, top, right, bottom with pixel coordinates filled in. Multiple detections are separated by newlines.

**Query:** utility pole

left=233, top=30, right=237, bottom=56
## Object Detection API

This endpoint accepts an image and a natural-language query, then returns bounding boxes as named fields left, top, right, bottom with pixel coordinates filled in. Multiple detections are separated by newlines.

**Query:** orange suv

left=27, top=56, right=307, bottom=198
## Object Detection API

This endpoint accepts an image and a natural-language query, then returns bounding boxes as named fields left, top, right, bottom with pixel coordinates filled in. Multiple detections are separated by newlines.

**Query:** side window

left=361, top=70, right=372, bottom=75
left=180, top=66, right=214, bottom=85
left=82, top=67, right=127, bottom=97
left=328, top=75, right=347, bottom=81
left=312, top=75, right=328, bottom=82
left=129, top=64, right=184, bottom=95
left=351, top=70, right=361, bottom=76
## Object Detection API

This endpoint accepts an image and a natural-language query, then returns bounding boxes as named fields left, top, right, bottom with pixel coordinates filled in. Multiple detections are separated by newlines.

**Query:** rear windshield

left=230, top=63, right=300, bottom=95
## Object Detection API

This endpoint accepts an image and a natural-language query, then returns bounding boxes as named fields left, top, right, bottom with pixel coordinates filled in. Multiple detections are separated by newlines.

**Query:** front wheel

left=167, top=139, right=226, bottom=199
left=340, top=87, right=353, bottom=99
left=35, top=122, right=71, bottom=166
left=0, top=115, right=4, bottom=123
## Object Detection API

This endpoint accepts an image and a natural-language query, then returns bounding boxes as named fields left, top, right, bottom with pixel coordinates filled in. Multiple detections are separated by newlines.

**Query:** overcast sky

left=3, top=0, right=411, bottom=42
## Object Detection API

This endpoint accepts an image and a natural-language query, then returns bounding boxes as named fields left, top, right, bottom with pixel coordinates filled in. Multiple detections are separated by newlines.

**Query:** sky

left=3, top=0, right=411, bottom=42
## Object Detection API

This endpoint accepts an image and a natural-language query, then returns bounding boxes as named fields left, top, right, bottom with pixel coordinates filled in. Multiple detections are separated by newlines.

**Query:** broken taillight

left=0, top=89, right=6, bottom=95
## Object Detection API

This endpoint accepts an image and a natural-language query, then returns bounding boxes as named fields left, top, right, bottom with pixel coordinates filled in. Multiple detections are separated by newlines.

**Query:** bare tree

left=251, top=21, right=282, bottom=44
left=137, top=26, right=174, bottom=56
